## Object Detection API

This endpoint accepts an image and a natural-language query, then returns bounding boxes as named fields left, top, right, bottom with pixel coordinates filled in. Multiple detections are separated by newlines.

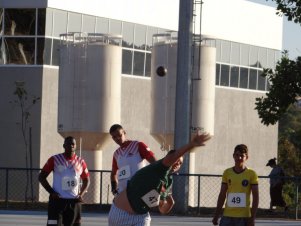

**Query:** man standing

left=38, top=136, right=90, bottom=226
left=212, top=144, right=259, bottom=226
left=266, top=158, right=287, bottom=213
left=110, top=124, right=156, bottom=195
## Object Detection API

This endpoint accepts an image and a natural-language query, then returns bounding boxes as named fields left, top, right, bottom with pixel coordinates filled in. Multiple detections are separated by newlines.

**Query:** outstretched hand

left=191, top=132, right=211, bottom=147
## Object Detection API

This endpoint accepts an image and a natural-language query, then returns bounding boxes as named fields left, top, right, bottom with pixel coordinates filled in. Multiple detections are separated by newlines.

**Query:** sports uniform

left=112, top=140, right=155, bottom=193
left=108, top=159, right=173, bottom=226
left=220, top=167, right=258, bottom=225
left=42, top=153, right=90, bottom=226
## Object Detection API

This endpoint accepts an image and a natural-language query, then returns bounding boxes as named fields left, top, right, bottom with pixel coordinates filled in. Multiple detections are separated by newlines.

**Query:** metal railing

left=0, top=168, right=300, bottom=219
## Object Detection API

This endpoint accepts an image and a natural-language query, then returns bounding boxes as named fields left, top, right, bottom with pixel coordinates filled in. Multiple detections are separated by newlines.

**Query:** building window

left=257, top=71, right=266, bottom=91
left=110, top=19, right=122, bottom=35
left=68, top=12, right=82, bottom=33
left=221, top=40, right=230, bottom=64
left=52, top=38, right=60, bottom=66
left=231, top=42, right=240, bottom=65
left=96, top=17, right=109, bottom=34
left=133, top=51, right=145, bottom=76
left=146, top=27, right=157, bottom=51
left=122, top=49, right=133, bottom=74
left=134, top=24, right=146, bottom=50
left=145, top=52, right=151, bottom=76
left=37, top=37, right=52, bottom=65
left=215, top=63, right=220, bottom=85
left=4, top=9, right=36, bottom=36
left=249, top=69, right=257, bottom=90
left=5, top=37, right=35, bottom=64
left=82, top=15, right=95, bottom=33
left=267, top=49, right=275, bottom=68
left=37, top=9, right=46, bottom=36
left=239, top=67, right=248, bottom=89
left=258, top=47, right=267, bottom=68
left=122, top=22, right=134, bottom=48
left=240, top=44, right=249, bottom=67
left=52, top=9, right=67, bottom=37
left=0, top=8, right=4, bottom=35
left=220, top=64, right=230, bottom=87
left=249, top=45, right=258, bottom=67
left=230, top=66, right=239, bottom=88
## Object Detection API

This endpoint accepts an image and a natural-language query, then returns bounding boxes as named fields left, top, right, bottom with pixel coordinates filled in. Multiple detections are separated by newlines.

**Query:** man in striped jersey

left=38, top=136, right=90, bottom=226
left=110, top=124, right=156, bottom=196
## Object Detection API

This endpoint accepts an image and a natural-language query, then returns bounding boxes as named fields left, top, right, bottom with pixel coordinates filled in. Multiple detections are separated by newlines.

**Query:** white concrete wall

left=1, top=0, right=282, bottom=49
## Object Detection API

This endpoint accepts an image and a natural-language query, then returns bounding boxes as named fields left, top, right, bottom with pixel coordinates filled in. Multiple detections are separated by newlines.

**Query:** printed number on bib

left=62, top=176, right=78, bottom=191
left=118, top=165, right=131, bottom=180
left=141, top=189, right=160, bottom=208
left=227, top=193, right=246, bottom=207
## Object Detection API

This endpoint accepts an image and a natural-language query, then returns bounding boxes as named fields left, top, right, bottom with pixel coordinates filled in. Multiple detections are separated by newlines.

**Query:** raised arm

left=162, top=132, right=211, bottom=167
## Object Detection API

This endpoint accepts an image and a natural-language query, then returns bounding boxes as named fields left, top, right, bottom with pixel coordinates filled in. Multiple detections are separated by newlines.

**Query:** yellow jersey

left=222, top=167, right=258, bottom=217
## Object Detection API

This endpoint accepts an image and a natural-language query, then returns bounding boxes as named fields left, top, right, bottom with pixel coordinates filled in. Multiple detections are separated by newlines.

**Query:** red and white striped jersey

left=112, top=140, right=154, bottom=193
left=42, top=153, right=90, bottom=199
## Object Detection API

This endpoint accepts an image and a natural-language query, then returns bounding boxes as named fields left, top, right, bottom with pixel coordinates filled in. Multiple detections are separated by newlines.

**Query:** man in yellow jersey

left=212, top=144, right=259, bottom=226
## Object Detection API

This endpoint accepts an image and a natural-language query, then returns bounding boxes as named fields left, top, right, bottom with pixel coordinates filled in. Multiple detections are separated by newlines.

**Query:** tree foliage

left=271, top=0, right=301, bottom=23
left=255, top=1, right=301, bottom=125
left=255, top=53, right=301, bottom=125
left=278, top=105, right=301, bottom=176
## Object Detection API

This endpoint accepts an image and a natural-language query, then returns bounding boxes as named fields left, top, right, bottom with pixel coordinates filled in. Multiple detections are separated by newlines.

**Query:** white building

left=0, top=0, right=281, bottom=207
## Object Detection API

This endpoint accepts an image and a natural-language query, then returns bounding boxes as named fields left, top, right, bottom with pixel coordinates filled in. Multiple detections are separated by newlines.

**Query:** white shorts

left=108, top=202, right=151, bottom=226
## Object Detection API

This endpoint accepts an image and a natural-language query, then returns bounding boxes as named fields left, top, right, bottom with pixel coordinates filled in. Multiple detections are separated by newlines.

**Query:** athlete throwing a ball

left=108, top=131, right=211, bottom=226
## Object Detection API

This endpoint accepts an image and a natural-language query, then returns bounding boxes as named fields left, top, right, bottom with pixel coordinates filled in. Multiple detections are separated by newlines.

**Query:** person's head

left=63, top=136, right=76, bottom=157
left=233, top=144, right=248, bottom=166
left=166, top=149, right=184, bottom=173
left=109, top=124, right=127, bottom=146
left=266, top=158, right=277, bottom=168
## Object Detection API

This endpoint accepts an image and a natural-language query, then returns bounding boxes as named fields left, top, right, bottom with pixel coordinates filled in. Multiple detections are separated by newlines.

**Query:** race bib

left=227, top=193, right=246, bottom=207
left=62, top=176, right=78, bottom=191
left=141, top=189, right=160, bottom=208
left=118, top=165, right=131, bottom=180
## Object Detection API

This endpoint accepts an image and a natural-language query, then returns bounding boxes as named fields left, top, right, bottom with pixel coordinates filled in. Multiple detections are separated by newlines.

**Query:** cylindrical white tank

left=191, top=46, right=216, bottom=135
left=58, top=33, right=122, bottom=151
left=151, top=35, right=216, bottom=150
left=150, top=40, right=177, bottom=150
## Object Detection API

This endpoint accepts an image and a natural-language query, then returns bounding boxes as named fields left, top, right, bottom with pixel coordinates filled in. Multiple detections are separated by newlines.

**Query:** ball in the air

left=156, top=66, right=167, bottom=77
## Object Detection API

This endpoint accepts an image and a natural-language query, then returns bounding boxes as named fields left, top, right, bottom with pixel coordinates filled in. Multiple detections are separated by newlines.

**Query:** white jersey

left=50, top=153, right=88, bottom=199
left=113, top=141, right=148, bottom=193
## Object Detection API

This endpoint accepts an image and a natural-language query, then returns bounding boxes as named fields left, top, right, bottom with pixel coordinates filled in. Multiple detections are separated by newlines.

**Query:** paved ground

left=0, top=210, right=300, bottom=226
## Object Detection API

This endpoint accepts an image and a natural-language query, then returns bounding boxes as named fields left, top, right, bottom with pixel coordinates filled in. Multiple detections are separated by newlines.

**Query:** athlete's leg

left=47, top=197, right=63, bottom=226
left=62, top=200, right=82, bottom=226
left=108, top=202, right=150, bottom=226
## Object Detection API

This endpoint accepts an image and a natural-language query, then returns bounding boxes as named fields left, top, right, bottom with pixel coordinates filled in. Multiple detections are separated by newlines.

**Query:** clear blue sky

left=248, top=0, right=301, bottom=60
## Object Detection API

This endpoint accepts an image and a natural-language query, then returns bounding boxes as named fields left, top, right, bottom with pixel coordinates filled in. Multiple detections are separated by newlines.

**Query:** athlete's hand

left=191, top=132, right=211, bottom=147
left=77, top=194, right=84, bottom=203
left=50, top=192, right=60, bottom=200
left=212, top=216, right=219, bottom=225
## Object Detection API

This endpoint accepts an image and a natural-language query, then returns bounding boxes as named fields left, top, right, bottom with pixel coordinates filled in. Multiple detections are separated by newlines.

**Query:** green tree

left=255, top=0, right=301, bottom=125
left=277, top=105, right=301, bottom=175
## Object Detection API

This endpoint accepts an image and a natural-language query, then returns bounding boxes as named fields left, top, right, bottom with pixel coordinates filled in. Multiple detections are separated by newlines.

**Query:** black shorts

left=47, top=197, right=82, bottom=226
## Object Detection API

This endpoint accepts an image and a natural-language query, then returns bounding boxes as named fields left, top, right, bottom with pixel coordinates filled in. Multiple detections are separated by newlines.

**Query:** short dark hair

left=64, top=136, right=75, bottom=144
left=234, top=144, right=248, bottom=155
left=109, top=124, right=123, bottom=134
